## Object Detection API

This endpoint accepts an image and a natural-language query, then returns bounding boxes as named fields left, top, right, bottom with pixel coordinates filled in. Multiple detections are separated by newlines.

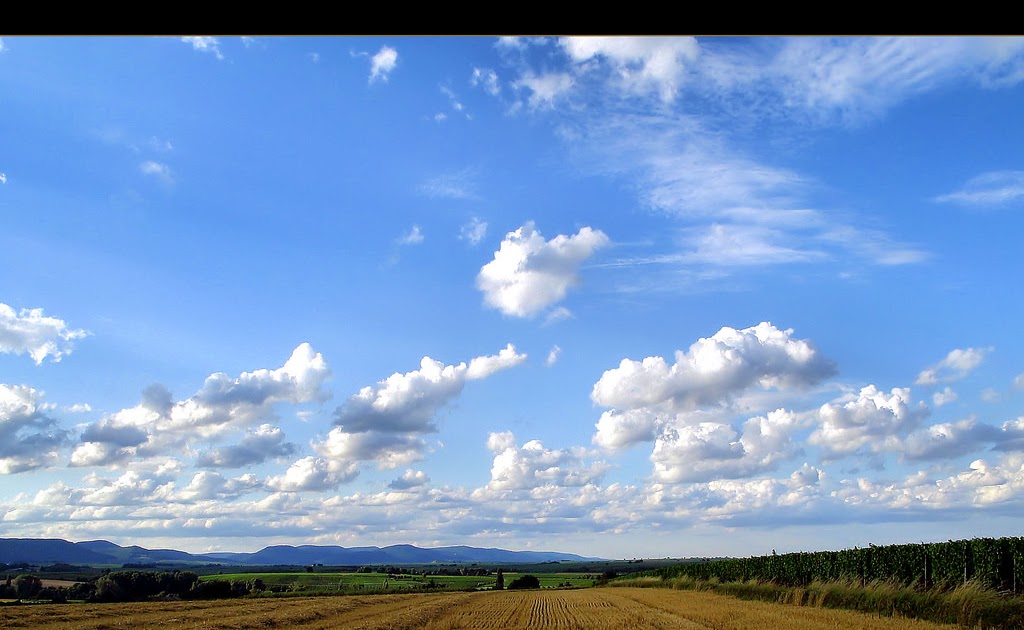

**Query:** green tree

left=494, top=569, right=504, bottom=590
left=13, top=574, right=43, bottom=598
left=507, top=574, right=539, bottom=590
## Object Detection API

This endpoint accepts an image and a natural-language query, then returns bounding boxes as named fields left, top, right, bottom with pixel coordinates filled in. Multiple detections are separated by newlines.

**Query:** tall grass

left=610, top=575, right=1024, bottom=629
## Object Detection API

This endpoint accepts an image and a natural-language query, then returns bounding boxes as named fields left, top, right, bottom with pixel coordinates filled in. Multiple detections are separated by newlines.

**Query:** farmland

left=0, top=587, right=958, bottom=629
left=199, top=570, right=593, bottom=593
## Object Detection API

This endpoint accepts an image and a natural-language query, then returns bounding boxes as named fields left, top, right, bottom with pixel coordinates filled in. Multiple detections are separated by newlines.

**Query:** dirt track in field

left=1, top=587, right=956, bottom=629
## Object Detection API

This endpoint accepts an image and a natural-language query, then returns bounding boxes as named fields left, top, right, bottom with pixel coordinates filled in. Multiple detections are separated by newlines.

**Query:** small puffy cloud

left=0, top=303, right=89, bottom=364
left=181, top=36, right=223, bottom=60
left=934, top=170, right=1024, bottom=207
left=140, top=160, right=173, bottom=184
left=561, top=36, right=700, bottom=102
left=546, top=345, right=561, bottom=367
left=65, top=403, right=92, bottom=413
left=809, top=385, right=928, bottom=459
left=267, top=456, right=359, bottom=492
left=178, top=471, right=262, bottom=501
left=932, top=386, right=958, bottom=407
left=480, top=431, right=608, bottom=492
left=389, top=469, right=429, bottom=490
left=592, top=322, right=834, bottom=414
left=471, top=67, right=500, bottom=96
left=513, top=72, right=574, bottom=109
left=369, top=46, right=398, bottom=83
left=334, top=344, right=526, bottom=434
left=195, top=424, right=297, bottom=468
left=459, top=217, right=487, bottom=245
left=0, top=172, right=6, bottom=185
left=398, top=225, right=424, bottom=245
left=0, top=384, right=69, bottom=474
left=916, top=347, right=991, bottom=385
left=1015, top=373, right=1024, bottom=390
left=477, top=222, right=609, bottom=318
left=593, top=408, right=661, bottom=450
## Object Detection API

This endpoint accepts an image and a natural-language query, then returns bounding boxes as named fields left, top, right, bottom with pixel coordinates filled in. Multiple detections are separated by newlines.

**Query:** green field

left=199, top=571, right=596, bottom=593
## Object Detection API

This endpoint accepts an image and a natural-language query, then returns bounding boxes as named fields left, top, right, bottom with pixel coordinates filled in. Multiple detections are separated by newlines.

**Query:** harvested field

left=1, top=587, right=957, bottom=629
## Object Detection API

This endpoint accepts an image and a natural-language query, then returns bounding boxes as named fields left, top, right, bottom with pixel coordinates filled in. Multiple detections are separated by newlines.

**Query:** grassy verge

left=611, top=575, right=1024, bottom=629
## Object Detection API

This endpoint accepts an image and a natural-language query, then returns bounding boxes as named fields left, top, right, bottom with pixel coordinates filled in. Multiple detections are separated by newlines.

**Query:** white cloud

left=398, top=225, right=424, bottom=245
left=334, top=344, right=526, bottom=435
left=546, top=345, right=561, bottom=367
left=459, top=217, right=487, bottom=245
left=308, top=52, right=320, bottom=64
left=934, top=170, right=1024, bottom=207
left=315, top=428, right=426, bottom=469
left=901, top=418, right=1001, bottom=460
left=267, top=456, right=358, bottom=492
left=140, top=160, right=173, bottom=184
left=195, top=424, right=297, bottom=468
left=65, top=403, right=92, bottom=413
left=73, top=344, right=330, bottom=466
left=0, top=172, right=6, bottom=185
left=1014, top=373, right=1024, bottom=390
left=369, top=46, right=398, bottom=83
left=561, top=36, right=700, bottom=102
left=916, top=347, right=991, bottom=385
left=0, top=303, right=89, bottom=364
left=0, top=38, right=5, bottom=53
left=478, top=431, right=608, bottom=492
left=471, top=67, right=500, bottom=96
left=513, top=72, right=574, bottom=109
left=389, top=469, right=429, bottom=490
left=650, top=409, right=805, bottom=482
left=477, top=222, right=609, bottom=318
left=240, top=36, right=256, bottom=48
left=681, top=223, right=826, bottom=266
left=932, top=386, right=958, bottom=407
left=181, top=36, right=223, bottom=60
left=809, top=385, right=928, bottom=459
left=592, top=322, right=834, bottom=414
left=0, top=384, right=69, bottom=474
left=177, top=471, right=262, bottom=501
left=420, top=169, right=479, bottom=200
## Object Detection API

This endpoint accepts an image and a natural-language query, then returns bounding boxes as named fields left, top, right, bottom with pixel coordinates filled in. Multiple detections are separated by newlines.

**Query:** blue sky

left=2, top=35, right=1024, bottom=559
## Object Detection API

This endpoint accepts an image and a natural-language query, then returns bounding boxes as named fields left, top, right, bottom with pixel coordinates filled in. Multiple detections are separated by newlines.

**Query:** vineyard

left=647, top=537, right=1024, bottom=591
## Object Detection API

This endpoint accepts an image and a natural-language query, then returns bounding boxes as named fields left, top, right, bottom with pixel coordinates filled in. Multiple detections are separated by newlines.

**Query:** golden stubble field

left=1, top=587, right=957, bottom=629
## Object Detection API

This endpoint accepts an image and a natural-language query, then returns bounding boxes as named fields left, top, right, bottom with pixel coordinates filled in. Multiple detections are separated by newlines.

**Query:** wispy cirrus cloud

left=181, top=36, right=223, bottom=60
left=934, top=170, right=1024, bottom=208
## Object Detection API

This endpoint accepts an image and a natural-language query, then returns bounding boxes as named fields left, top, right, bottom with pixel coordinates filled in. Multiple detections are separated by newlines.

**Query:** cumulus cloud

left=932, top=386, right=958, bottom=407
left=0, top=384, right=69, bottom=474
left=178, top=471, right=262, bottom=501
left=195, top=424, right=297, bottom=468
left=650, top=409, right=806, bottom=482
left=809, top=385, right=929, bottom=459
left=460, top=217, right=488, bottom=245
left=561, top=36, right=700, bottom=102
left=592, top=322, right=834, bottom=415
left=334, top=344, right=525, bottom=435
left=389, top=469, right=430, bottom=490
left=181, top=36, right=223, bottom=60
left=477, top=222, right=609, bottom=318
left=369, top=46, right=398, bottom=83
left=324, top=345, right=526, bottom=470
left=901, top=418, right=1002, bottom=460
left=934, top=170, right=1024, bottom=207
left=0, top=303, right=89, bottom=364
left=267, top=456, right=359, bottom=492
left=73, top=344, right=330, bottom=466
left=479, top=431, right=608, bottom=492
left=916, top=347, right=991, bottom=385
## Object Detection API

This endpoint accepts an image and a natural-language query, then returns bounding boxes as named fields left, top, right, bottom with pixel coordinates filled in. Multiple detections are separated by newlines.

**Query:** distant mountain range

left=0, top=538, right=604, bottom=567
